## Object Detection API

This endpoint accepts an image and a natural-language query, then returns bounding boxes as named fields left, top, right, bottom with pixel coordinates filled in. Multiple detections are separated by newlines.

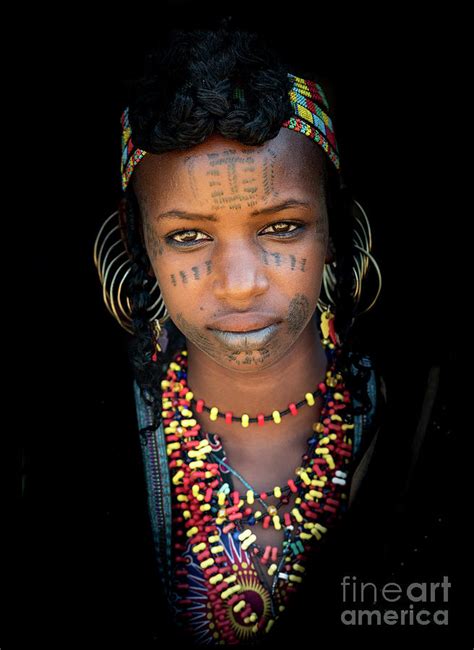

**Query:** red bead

left=225, top=411, right=233, bottom=424
left=196, top=399, right=204, bottom=413
left=289, top=402, right=298, bottom=416
left=263, top=516, right=271, bottom=529
left=287, top=479, right=297, bottom=493
left=260, top=492, right=267, bottom=500
left=257, top=413, right=265, bottom=426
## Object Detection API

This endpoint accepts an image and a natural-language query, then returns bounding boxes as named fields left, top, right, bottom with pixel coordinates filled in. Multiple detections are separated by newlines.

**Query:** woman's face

left=132, top=127, right=331, bottom=372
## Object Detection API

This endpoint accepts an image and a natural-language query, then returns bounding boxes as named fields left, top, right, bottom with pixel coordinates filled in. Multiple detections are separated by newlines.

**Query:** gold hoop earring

left=93, top=209, right=170, bottom=334
left=318, top=198, right=383, bottom=319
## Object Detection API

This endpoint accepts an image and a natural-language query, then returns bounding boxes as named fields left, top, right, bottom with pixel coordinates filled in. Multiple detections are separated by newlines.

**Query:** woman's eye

left=259, top=222, right=304, bottom=237
left=166, top=230, right=210, bottom=246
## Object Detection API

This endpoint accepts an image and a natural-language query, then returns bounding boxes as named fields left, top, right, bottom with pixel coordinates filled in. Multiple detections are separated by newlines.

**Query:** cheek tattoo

left=287, top=293, right=311, bottom=337
left=261, top=250, right=308, bottom=272
left=170, top=260, right=213, bottom=287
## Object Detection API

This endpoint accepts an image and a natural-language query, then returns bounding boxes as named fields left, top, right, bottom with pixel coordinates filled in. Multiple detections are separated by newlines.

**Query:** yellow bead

left=274, top=486, right=282, bottom=499
left=289, top=574, right=303, bottom=583
left=210, top=407, right=219, bottom=421
left=233, top=600, right=246, bottom=613
left=172, top=470, right=184, bottom=485
left=186, top=526, right=199, bottom=537
left=305, top=392, right=315, bottom=406
left=313, top=422, right=325, bottom=432
left=185, top=391, right=194, bottom=400
left=268, top=564, right=277, bottom=576
left=238, top=529, right=252, bottom=541
left=334, top=392, right=344, bottom=401
left=314, top=523, right=328, bottom=534
left=218, top=492, right=226, bottom=506
left=265, top=619, right=275, bottom=633
left=311, top=527, right=322, bottom=540
left=273, top=515, right=281, bottom=530
left=241, top=534, right=257, bottom=550
left=224, top=574, right=237, bottom=584
left=241, top=414, right=250, bottom=428
left=210, top=545, right=224, bottom=554
left=267, top=505, right=278, bottom=516
left=272, top=410, right=281, bottom=424
left=200, top=558, right=214, bottom=569
left=246, top=490, right=254, bottom=505
left=192, top=542, right=206, bottom=553
left=292, top=508, right=303, bottom=523
left=209, top=573, right=223, bottom=585
left=300, top=471, right=311, bottom=485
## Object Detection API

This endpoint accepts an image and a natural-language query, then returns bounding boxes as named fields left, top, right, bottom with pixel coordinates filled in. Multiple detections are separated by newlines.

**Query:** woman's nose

left=212, top=242, right=269, bottom=303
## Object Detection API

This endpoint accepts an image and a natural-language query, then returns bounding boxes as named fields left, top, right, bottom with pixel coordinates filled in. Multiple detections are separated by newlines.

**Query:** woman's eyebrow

left=156, top=199, right=312, bottom=222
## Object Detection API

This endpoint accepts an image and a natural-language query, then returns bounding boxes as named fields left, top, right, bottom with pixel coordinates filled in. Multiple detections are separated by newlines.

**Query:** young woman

left=94, top=20, right=385, bottom=646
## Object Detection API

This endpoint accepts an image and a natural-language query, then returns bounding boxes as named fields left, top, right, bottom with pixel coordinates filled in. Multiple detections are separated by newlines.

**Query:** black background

left=16, top=3, right=462, bottom=647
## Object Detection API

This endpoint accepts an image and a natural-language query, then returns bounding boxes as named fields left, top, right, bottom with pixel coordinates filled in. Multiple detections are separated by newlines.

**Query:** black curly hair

left=121, top=18, right=373, bottom=440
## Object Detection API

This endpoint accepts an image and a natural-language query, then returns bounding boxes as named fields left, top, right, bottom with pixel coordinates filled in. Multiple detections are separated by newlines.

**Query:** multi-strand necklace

left=160, top=336, right=354, bottom=644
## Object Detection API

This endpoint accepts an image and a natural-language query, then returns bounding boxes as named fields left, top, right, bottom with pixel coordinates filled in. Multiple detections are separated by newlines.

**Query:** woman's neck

left=185, top=313, right=328, bottom=446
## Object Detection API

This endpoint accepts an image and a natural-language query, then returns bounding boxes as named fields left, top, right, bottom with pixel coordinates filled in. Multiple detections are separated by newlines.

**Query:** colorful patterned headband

left=120, top=72, right=340, bottom=192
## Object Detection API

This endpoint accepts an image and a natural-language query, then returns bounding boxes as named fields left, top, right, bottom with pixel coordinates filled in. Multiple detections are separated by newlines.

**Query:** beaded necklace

left=160, top=335, right=354, bottom=643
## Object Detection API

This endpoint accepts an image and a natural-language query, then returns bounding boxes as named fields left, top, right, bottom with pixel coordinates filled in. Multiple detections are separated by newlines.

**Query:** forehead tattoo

left=184, top=146, right=279, bottom=211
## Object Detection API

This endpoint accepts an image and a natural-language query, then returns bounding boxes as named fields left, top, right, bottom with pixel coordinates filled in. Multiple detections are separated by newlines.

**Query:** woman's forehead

left=133, top=127, right=325, bottom=211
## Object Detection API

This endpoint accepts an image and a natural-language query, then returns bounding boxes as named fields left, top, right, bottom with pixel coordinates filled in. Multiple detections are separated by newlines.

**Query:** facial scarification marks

left=260, top=251, right=308, bottom=272
left=170, top=260, right=212, bottom=286
left=287, top=294, right=310, bottom=337
left=175, top=312, right=218, bottom=354
left=184, top=147, right=280, bottom=212
left=261, top=147, right=279, bottom=202
left=143, top=216, right=164, bottom=259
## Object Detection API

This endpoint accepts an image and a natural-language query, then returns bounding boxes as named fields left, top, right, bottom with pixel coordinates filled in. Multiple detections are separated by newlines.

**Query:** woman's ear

left=325, top=236, right=336, bottom=265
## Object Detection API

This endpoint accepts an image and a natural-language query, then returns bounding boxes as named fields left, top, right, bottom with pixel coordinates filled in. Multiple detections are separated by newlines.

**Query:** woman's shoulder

left=346, top=348, right=387, bottom=456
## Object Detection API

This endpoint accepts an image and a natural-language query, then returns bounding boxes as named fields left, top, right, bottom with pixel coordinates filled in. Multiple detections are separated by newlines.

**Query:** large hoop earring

left=93, top=210, right=170, bottom=334
left=317, top=198, right=382, bottom=318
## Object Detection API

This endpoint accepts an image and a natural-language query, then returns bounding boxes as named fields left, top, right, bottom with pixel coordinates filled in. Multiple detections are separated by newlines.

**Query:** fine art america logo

left=340, top=576, right=450, bottom=626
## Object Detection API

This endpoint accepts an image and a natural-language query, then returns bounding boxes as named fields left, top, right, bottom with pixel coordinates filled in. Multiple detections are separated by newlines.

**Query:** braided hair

left=122, top=19, right=373, bottom=439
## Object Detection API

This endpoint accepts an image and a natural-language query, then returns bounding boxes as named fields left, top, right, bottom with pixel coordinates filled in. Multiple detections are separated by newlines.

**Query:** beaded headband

left=120, top=72, right=340, bottom=192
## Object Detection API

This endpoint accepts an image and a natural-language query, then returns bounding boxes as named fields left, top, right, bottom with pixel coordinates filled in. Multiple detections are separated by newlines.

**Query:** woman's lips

left=208, top=323, right=280, bottom=351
